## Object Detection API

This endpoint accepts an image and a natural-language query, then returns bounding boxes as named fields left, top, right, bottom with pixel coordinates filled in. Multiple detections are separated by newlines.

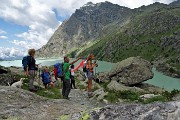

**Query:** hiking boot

left=63, top=96, right=70, bottom=100
left=29, top=89, right=37, bottom=92
left=88, top=92, right=93, bottom=98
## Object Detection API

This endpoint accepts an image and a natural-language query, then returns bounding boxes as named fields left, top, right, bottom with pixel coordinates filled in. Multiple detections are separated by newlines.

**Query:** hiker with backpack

left=85, top=54, right=98, bottom=98
left=24, top=49, right=38, bottom=92
left=62, top=56, right=81, bottom=99
left=41, top=66, right=54, bottom=89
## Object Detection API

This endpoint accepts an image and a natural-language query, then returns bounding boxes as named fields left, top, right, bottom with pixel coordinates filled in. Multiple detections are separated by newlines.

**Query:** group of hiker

left=24, top=48, right=98, bottom=98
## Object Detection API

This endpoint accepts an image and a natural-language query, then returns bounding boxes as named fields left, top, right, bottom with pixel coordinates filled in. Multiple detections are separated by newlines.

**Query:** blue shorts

left=87, top=71, right=94, bottom=79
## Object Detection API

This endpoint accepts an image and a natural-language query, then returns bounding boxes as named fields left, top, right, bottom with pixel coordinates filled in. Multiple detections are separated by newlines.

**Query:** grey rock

left=0, top=65, right=9, bottom=74
left=71, top=102, right=180, bottom=120
left=107, top=80, right=129, bottom=91
left=92, top=89, right=108, bottom=101
left=0, top=86, right=83, bottom=120
left=140, top=94, right=160, bottom=100
left=108, top=57, right=154, bottom=86
left=107, top=80, right=144, bottom=93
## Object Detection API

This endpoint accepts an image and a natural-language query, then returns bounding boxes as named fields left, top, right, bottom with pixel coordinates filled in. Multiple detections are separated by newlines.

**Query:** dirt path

left=69, top=89, right=105, bottom=109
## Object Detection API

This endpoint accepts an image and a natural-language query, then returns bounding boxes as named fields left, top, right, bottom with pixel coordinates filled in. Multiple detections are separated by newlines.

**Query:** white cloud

left=0, top=29, right=7, bottom=34
left=11, top=40, right=28, bottom=48
left=0, top=36, right=8, bottom=39
left=42, top=0, right=176, bottom=16
left=0, top=0, right=60, bottom=51
left=0, top=47, right=26, bottom=59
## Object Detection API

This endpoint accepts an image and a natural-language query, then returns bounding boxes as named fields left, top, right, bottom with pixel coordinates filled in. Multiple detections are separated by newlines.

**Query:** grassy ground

left=103, top=87, right=180, bottom=104
left=22, top=77, right=63, bottom=99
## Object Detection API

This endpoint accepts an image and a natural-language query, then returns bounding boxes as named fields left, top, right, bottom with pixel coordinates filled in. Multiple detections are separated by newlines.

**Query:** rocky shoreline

left=155, top=63, right=180, bottom=78
left=153, top=57, right=180, bottom=78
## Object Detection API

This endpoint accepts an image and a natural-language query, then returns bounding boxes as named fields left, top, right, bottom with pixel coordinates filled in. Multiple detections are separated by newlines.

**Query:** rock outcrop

left=108, top=57, right=153, bottom=86
left=0, top=86, right=83, bottom=120
left=0, top=66, right=25, bottom=86
left=0, top=65, right=10, bottom=74
left=81, top=102, right=180, bottom=120
left=1, top=85, right=180, bottom=120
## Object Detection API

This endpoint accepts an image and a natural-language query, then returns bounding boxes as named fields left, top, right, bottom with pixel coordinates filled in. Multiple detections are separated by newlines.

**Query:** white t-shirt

left=71, top=69, right=75, bottom=76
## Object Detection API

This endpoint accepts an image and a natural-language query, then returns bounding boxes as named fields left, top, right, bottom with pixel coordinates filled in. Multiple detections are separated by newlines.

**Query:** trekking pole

left=95, top=66, right=96, bottom=76
left=38, top=63, right=42, bottom=89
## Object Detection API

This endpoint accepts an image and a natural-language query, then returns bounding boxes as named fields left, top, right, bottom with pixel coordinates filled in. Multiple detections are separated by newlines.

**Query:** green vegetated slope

left=79, top=6, right=180, bottom=69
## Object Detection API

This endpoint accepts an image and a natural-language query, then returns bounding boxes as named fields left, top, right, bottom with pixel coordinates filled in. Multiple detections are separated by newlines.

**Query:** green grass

left=22, top=78, right=63, bottom=99
left=76, top=79, right=87, bottom=90
left=104, top=92, right=119, bottom=102
left=104, top=90, right=142, bottom=103
left=117, top=90, right=140, bottom=101
left=92, top=85, right=99, bottom=92
left=101, top=80, right=180, bottom=103
left=36, top=87, right=62, bottom=99
left=141, top=96, right=167, bottom=104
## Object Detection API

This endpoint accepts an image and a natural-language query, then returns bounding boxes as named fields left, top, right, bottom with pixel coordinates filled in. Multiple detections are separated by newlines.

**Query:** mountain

left=36, top=1, right=133, bottom=57
left=80, top=5, right=180, bottom=60
left=78, top=3, right=180, bottom=76
left=170, top=0, right=180, bottom=6
left=36, top=1, right=180, bottom=74
left=36, top=1, right=171, bottom=58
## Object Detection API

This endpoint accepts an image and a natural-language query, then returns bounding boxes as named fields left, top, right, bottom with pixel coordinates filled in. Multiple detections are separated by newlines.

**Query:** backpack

left=83, top=60, right=87, bottom=72
left=22, top=56, right=30, bottom=71
left=54, top=63, right=64, bottom=78
left=41, top=71, right=51, bottom=84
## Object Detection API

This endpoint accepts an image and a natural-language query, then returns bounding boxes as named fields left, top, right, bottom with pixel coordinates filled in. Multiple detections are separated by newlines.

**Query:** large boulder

left=0, top=66, right=19, bottom=86
left=108, top=57, right=154, bottom=86
left=0, top=74, right=20, bottom=86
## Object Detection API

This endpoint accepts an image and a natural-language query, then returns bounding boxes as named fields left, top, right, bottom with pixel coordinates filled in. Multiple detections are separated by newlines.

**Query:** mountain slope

left=36, top=2, right=171, bottom=58
left=170, top=0, right=180, bottom=6
left=79, top=6, right=180, bottom=71
left=36, top=2, right=133, bottom=57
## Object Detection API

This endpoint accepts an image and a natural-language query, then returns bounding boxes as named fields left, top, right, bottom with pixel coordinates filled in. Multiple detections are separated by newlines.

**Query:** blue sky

left=0, top=0, right=176, bottom=59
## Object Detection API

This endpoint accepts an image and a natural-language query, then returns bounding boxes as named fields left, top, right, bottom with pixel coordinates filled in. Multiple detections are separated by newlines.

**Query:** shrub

left=142, top=96, right=167, bottom=104
left=169, top=67, right=175, bottom=73
left=117, top=90, right=140, bottom=101
left=104, top=92, right=118, bottom=103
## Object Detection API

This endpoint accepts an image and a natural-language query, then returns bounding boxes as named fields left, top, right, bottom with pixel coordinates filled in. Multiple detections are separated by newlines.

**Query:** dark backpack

left=54, top=63, right=64, bottom=78
left=83, top=61, right=87, bottom=72
left=22, top=56, right=30, bottom=71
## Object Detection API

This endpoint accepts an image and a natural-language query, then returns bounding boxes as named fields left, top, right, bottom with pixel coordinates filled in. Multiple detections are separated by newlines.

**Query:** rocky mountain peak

left=36, top=1, right=133, bottom=57
left=170, top=0, right=180, bottom=5
left=78, top=1, right=127, bottom=14
left=82, top=2, right=94, bottom=7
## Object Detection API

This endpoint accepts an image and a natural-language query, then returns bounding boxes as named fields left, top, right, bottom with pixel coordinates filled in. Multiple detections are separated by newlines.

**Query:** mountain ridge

left=36, top=1, right=134, bottom=57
